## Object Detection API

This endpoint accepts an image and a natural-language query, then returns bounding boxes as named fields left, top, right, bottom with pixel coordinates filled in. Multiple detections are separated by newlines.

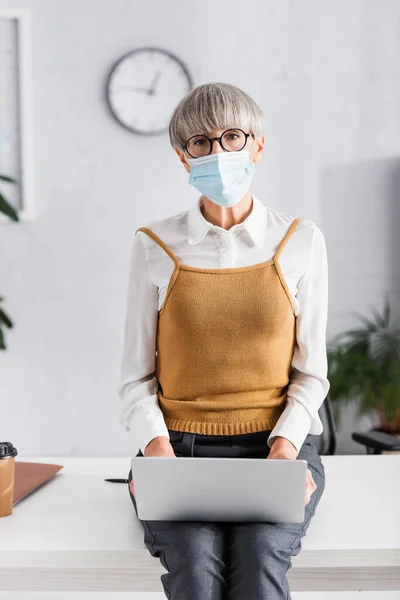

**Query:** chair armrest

left=352, top=430, right=400, bottom=452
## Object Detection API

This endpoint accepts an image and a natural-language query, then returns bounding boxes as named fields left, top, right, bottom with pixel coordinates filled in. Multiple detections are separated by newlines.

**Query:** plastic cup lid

left=0, top=442, right=18, bottom=459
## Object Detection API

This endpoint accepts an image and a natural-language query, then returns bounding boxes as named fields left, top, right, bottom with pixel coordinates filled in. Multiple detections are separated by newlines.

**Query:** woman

left=118, top=82, right=329, bottom=600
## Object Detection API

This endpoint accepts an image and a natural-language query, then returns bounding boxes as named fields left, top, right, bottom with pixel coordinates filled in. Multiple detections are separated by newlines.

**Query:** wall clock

left=0, top=10, right=34, bottom=221
left=106, top=47, right=193, bottom=136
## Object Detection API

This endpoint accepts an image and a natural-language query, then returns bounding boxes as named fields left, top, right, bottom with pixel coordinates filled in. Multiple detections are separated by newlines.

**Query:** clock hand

left=148, top=70, right=161, bottom=95
left=118, top=85, right=150, bottom=93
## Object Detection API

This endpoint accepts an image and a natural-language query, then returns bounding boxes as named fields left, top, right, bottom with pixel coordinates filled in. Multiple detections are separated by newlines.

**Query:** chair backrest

left=306, top=394, right=337, bottom=455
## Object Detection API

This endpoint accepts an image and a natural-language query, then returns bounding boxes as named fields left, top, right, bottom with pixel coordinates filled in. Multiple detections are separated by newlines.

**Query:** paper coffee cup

left=0, top=442, right=18, bottom=518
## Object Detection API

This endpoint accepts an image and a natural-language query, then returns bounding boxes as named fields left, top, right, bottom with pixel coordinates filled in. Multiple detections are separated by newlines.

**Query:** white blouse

left=118, top=194, right=330, bottom=455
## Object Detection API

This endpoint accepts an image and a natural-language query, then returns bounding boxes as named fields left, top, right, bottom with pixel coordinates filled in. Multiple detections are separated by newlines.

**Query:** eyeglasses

left=183, top=128, right=255, bottom=159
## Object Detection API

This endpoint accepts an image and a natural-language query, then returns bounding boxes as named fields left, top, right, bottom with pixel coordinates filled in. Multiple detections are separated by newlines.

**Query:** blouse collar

left=187, top=195, right=266, bottom=247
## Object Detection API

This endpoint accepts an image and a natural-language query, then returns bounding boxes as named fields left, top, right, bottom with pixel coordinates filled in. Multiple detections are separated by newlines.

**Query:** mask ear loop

left=246, top=132, right=257, bottom=162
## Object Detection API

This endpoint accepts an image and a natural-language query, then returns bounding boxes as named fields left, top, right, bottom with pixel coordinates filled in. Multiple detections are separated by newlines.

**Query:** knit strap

left=273, top=218, right=301, bottom=262
left=135, top=227, right=180, bottom=268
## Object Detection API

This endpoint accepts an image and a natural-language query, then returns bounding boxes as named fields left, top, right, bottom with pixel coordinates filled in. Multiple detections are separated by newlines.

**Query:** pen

left=104, top=478, right=129, bottom=483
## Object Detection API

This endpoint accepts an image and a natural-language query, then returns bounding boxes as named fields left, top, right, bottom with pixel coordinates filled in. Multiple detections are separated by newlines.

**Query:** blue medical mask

left=186, top=149, right=256, bottom=208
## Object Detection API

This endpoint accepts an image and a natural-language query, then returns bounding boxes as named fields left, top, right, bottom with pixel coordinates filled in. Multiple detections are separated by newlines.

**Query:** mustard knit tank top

left=135, top=217, right=301, bottom=436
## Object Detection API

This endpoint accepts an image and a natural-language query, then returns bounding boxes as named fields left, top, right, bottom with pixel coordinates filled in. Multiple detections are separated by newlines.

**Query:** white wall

left=1, top=0, right=400, bottom=457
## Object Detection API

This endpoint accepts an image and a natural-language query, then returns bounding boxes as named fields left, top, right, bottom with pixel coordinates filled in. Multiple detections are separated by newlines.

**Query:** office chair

left=307, top=393, right=337, bottom=456
left=309, top=393, right=400, bottom=455
left=351, top=428, right=400, bottom=455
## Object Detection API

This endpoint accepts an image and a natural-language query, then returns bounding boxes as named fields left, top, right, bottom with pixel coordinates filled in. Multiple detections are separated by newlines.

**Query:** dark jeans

left=127, top=429, right=326, bottom=600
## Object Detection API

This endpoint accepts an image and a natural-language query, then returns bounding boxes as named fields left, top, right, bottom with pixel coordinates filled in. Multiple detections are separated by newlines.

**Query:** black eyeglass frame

left=182, top=128, right=255, bottom=158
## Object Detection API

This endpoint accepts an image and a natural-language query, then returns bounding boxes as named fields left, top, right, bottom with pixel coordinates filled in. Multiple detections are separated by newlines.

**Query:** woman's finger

left=307, top=468, right=317, bottom=491
left=305, top=469, right=317, bottom=505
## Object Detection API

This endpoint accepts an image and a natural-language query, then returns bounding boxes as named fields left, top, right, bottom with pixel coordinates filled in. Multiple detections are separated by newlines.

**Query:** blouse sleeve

left=267, top=223, right=330, bottom=453
left=117, top=232, right=170, bottom=454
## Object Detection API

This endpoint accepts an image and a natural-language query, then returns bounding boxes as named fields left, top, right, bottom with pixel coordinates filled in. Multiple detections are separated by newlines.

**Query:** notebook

left=13, top=461, right=64, bottom=505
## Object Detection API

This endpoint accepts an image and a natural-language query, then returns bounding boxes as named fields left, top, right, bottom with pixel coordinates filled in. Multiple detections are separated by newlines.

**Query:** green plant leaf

left=369, top=330, right=400, bottom=368
left=349, top=311, right=378, bottom=331
left=328, top=299, right=400, bottom=432
left=0, top=192, right=19, bottom=221
left=0, top=173, right=18, bottom=349
left=382, top=294, right=391, bottom=327
left=0, top=327, right=6, bottom=350
left=0, top=307, right=13, bottom=328
left=367, top=301, right=388, bottom=329
left=0, top=174, right=17, bottom=183
left=0, top=175, right=17, bottom=183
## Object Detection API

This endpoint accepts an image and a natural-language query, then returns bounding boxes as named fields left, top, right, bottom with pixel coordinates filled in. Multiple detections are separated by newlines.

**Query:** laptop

left=131, top=456, right=308, bottom=523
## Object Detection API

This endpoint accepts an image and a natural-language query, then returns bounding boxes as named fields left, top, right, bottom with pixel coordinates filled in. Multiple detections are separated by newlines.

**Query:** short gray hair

left=169, top=82, right=264, bottom=149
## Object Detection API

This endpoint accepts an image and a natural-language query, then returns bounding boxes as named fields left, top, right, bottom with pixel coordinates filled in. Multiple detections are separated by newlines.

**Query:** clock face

left=106, top=47, right=193, bottom=135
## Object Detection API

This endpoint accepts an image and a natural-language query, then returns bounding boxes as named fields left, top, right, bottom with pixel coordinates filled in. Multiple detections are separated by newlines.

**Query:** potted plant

left=0, top=174, right=18, bottom=350
left=327, top=295, right=400, bottom=439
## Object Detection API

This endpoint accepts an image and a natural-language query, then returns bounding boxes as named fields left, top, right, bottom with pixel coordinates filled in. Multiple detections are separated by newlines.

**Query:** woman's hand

left=129, top=436, right=176, bottom=498
left=304, top=467, right=317, bottom=505
left=266, top=436, right=317, bottom=506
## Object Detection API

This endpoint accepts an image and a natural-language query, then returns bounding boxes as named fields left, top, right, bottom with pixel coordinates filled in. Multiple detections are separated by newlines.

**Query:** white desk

left=0, top=456, right=399, bottom=592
